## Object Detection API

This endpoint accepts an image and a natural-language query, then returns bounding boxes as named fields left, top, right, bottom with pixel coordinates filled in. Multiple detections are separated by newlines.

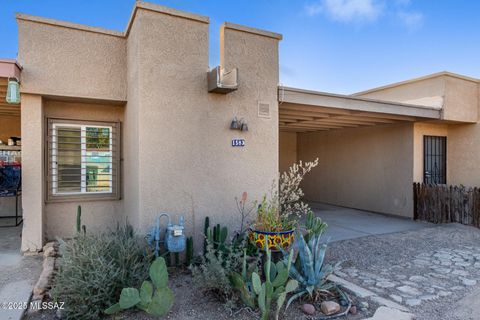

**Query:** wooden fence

left=413, top=183, right=480, bottom=228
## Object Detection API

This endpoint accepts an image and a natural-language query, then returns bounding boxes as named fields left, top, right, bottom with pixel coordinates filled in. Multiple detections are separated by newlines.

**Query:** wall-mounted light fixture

left=6, top=78, right=20, bottom=104
left=230, top=117, right=248, bottom=132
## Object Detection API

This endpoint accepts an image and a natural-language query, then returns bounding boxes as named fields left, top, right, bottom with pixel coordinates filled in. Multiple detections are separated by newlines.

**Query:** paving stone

left=451, top=286, right=465, bottom=291
left=434, top=267, right=451, bottom=274
left=461, top=278, right=477, bottom=286
left=402, top=280, right=419, bottom=287
left=409, top=275, right=428, bottom=282
left=405, top=298, right=422, bottom=306
left=389, top=294, right=403, bottom=303
left=452, top=270, right=469, bottom=276
left=438, top=290, right=453, bottom=297
left=397, top=285, right=421, bottom=296
left=366, top=306, right=415, bottom=320
left=425, top=287, right=435, bottom=294
left=419, top=294, right=437, bottom=301
left=434, top=253, right=452, bottom=259
left=376, top=281, right=396, bottom=288
left=413, top=259, right=430, bottom=265
left=455, top=262, right=471, bottom=267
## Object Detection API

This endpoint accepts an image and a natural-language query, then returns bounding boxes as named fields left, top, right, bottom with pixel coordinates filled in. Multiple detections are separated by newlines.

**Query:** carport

left=278, top=86, right=441, bottom=133
left=278, top=86, right=442, bottom=219
left=0, top=59, right=22, bottom=227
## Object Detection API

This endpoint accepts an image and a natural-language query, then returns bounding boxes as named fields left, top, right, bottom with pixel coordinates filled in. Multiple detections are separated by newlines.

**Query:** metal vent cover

left=258, top=101, right=270, bottom=118
left=207, top=66, right=238, bottom=94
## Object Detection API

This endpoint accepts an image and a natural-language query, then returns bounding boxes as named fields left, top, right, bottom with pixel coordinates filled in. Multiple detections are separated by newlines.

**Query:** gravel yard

left=326, top=223, right=480, bottom=320
left=23, top=222, right=480, bottom=320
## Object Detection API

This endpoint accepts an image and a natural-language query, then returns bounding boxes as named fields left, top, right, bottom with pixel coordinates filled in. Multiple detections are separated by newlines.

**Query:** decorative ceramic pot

left=249, top=229, right=295, bottom=251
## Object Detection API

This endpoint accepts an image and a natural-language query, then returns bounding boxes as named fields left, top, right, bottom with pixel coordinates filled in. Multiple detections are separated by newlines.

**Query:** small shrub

left=190, top=239, right=247, bottom=303
left=51, top=225, right=151, bottom=319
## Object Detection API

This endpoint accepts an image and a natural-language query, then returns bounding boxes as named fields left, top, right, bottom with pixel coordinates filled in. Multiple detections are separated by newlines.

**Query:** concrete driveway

left=0, top=226, right=42, bottom=320
left=310, top=202, right=432, bottom=242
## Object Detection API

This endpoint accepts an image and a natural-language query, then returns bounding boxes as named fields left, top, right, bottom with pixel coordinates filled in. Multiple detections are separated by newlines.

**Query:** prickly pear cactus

left=105, top=257, right=174, bottom=317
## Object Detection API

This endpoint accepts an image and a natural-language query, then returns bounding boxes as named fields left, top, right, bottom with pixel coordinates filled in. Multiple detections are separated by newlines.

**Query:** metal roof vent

left=258, top=101, right=271, bottom=118
left=208, top=66, right=238, bottom=93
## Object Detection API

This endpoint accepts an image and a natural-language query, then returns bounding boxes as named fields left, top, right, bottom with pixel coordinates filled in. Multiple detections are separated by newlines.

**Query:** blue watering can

left=146, top=213, right=186, bottom=257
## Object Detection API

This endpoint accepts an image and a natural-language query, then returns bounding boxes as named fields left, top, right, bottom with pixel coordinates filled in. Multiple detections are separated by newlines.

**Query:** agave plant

left=284, top=231, right=335, bottom=308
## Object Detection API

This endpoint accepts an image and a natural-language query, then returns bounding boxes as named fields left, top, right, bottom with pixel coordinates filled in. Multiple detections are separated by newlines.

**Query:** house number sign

left=232, top=139, right=245, bottom=147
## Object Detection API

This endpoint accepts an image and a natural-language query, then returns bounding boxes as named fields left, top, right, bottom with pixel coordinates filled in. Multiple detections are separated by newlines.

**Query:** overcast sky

left=1, top=0, right=479, bottom=94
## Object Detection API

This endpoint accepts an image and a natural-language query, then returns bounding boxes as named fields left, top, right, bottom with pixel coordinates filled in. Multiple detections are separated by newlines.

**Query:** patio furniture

left=0, top=164, right=22, bottom=227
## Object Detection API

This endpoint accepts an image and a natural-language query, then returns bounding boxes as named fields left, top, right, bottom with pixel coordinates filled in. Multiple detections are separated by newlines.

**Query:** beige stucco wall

left=279, top=131, right=297, bottom=173
left=126, top=9, right=280, bottom=250
left=20, top=94, right=44, bottom=251
left=356, top=76, right=445, bottom=108
left=443, top=77, right=478, bottom=123
left=357, top=75, right=479, bottom=123
left=18, top=3, right=280, bottom=251
left=0, top=115, right=20, bottom=142
left=17, top=16, right=126, bottom=101
left=297, top=123, right=414, bottom=218
left=447, top=123, right=480, bottom=187
left=42, top=100, right=124, bottom=239
left=412, top=122, right=449, bottom=183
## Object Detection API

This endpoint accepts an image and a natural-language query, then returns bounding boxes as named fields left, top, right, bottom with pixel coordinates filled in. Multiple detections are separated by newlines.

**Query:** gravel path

left=325, top=223, right=480, bottom=320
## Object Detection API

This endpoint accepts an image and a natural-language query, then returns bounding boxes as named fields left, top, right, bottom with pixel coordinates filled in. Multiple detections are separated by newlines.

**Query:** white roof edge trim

left=278, top=86, right=442, bottom=120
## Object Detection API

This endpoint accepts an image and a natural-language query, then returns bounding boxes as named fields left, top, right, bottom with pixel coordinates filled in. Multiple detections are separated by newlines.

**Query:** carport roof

left=278, top=86, right=442, bottom=133
left=0, top=59, right=22, bottom=117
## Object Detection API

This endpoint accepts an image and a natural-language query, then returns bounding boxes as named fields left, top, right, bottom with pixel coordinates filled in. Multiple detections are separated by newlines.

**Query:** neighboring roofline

left=0, top=58, right=22, bottom=70
left=222, top=22, right=282, bottom=40
left=16, top=2, right=210, bottom=39
left=16, top=13, right=124, bottom=38
left=353, top=71, right=480, bottom=96
left=125, top=1, right=209, bottom=36
left=0, top=58, right=22, bottom=80
left=15, top=2, right=281, bottom=43
left=278, top=86, right=441, bottom=119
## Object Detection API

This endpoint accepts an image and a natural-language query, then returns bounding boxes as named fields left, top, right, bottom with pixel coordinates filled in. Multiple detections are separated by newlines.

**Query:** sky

left=1, top=0, right=479, bottom=94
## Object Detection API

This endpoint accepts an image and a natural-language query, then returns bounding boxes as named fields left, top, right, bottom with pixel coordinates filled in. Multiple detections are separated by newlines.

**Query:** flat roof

left=17, top=1, right=281, bottom=42
left=278, top=86, right=441, bottom=133
left=353, top=71, right=480, bottom=96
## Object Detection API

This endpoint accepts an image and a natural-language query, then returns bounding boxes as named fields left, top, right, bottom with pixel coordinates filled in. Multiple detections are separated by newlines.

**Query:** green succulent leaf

left=139, top=280, right=153, bottom=308
left=104, top=303, right=121, bottom=315
left=273, top=286, right=285, bottom=300
left=285, top=279, right=299, bottom=293
left=258, top=284, right=266, bottom=312
left=252, top=272, right=262, bottom=295
left=149, top=257, right=168, bottom=288
left=229, top=272, right=245, bottom=289
left=147, top=287, right=174, bottom=317
left=275, top=292, right=287, bottom=320
left=286, top=290, right=306, bottom=310
left=272, top=269, right=288, bottom=287
left=119, top=288, right=141, bottom=309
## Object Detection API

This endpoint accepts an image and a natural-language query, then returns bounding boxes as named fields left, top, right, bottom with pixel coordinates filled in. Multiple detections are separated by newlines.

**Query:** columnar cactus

left=186, top=237, right=193, bottom=266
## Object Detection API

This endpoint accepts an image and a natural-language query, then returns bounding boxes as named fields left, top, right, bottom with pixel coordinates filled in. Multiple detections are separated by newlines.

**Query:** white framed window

left=47, top=119, right=120, bottom=201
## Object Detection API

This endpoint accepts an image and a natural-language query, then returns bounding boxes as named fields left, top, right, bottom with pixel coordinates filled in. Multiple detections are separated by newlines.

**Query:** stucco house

left=0, top=2, right=479, bottom=252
